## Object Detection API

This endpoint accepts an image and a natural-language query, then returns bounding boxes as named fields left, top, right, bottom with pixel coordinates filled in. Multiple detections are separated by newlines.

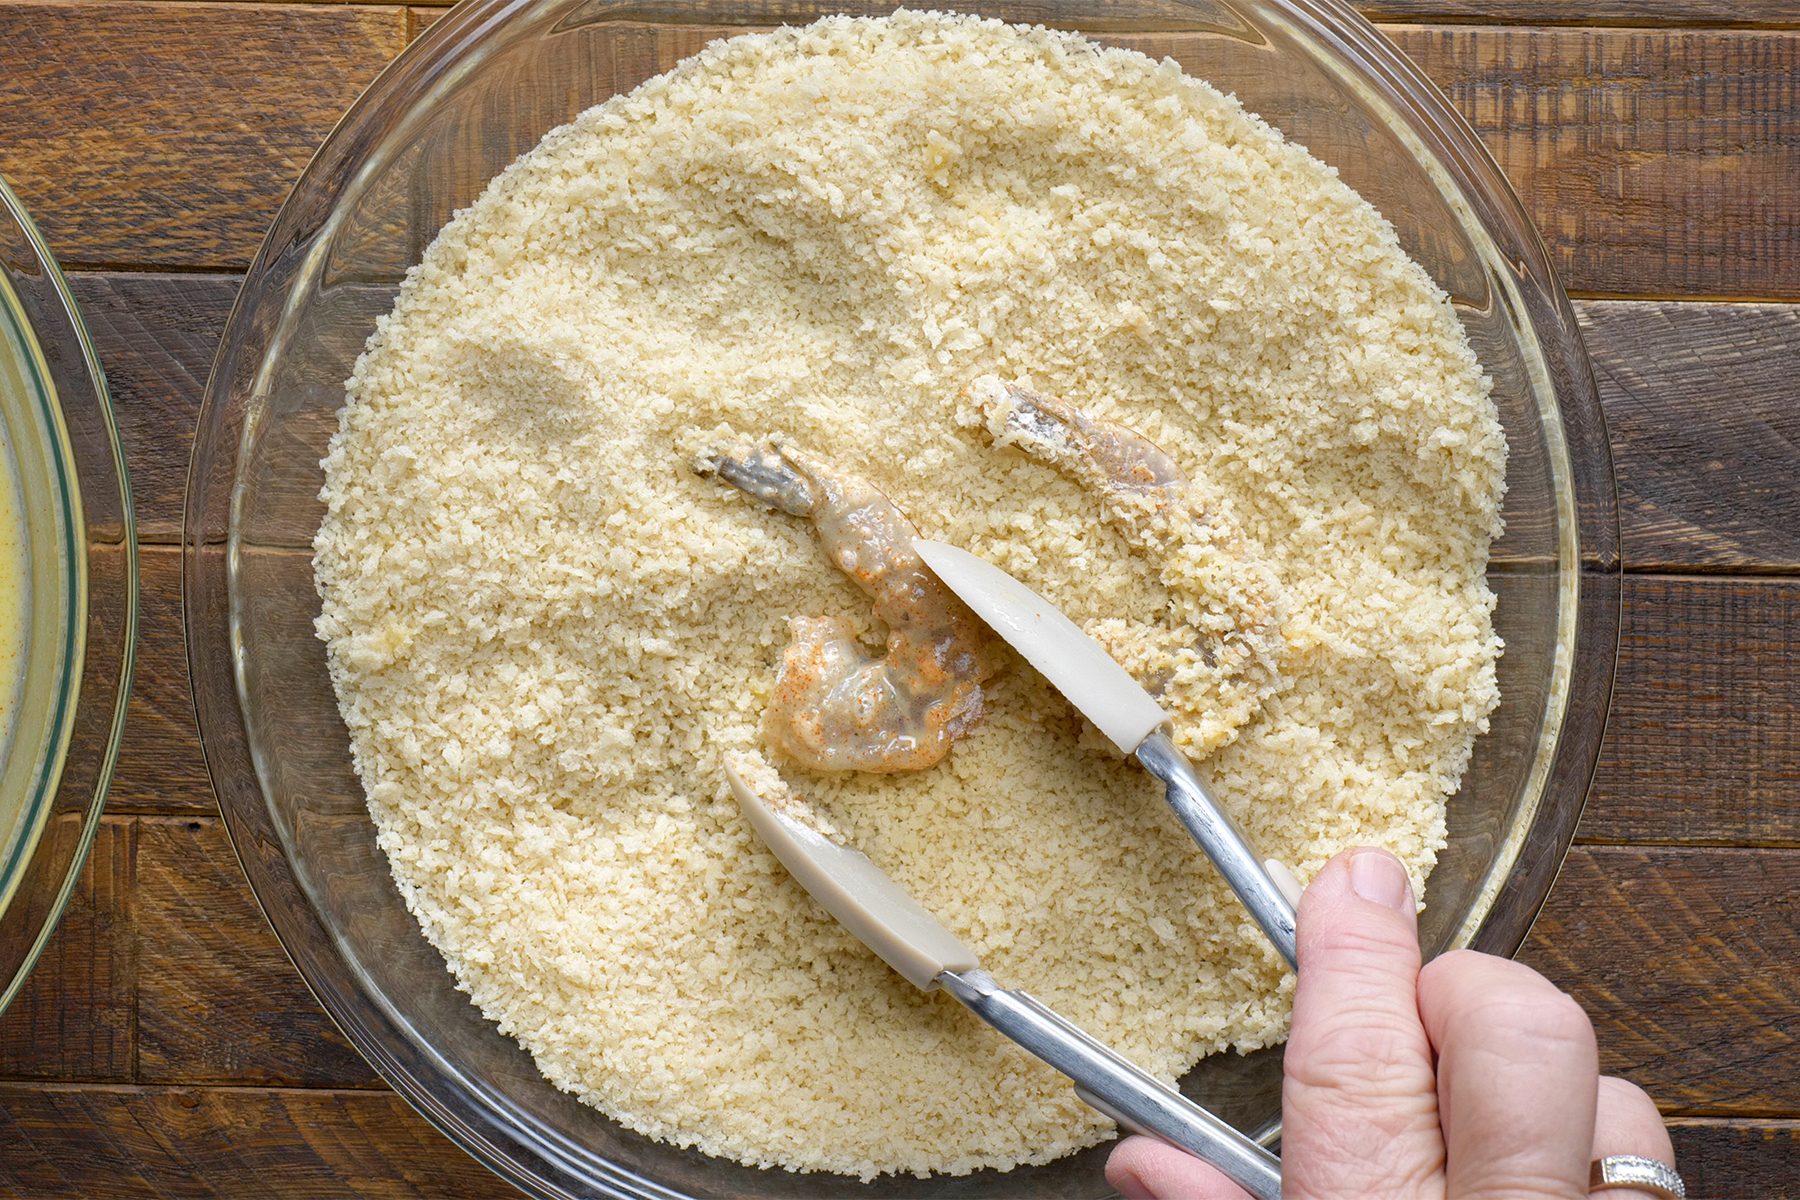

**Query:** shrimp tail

left=699, top=443, right=815, bottom=517
left=966, top=377, right=1182, bottom=498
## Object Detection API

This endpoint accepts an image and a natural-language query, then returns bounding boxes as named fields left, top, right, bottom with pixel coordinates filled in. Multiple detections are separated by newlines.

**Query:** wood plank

left=72, top=275, right=1800, bottom=574
left=82, top=267, right=1800, bottom=572
left=119, top=459, right=1800, bottom=845
left=397, top=16, right=1800, bottom=298
left=1587, top=302, right=1800, bottom=575
left=1382, top=26, right=1800, bottom=298
left=402, top=0, right=1800, bottom=27
left=0, top=820, right=134, bottom=1081
left=1583, top=576, right=1800, bottom=848
left=0, top=1087, right=1783, bottom=1200
left=0, top=1, right=407, bottom=271
left=0, top=827, right=1771, bottom=1180
left=9, top=13, right=1798, bottom=298
left=219, top=0, right=1312, bottom=18
left=405, top=3, right=436, bottom=39
left=1524, top=846, right=1800, bottom=1118
left=13, top=3, right=1789, bottom=1195
left=135, top=817, right=381, bottom=1088
left=70, top=273, right=239, bottom=546
left=1365, top=2, right=1800, bottom=24
left=1668, top=1119, right=1800, bottom=1199
left=0, top=1083, right=512, bottom=1198
left=109, top=548, right=216, bottom=817
left=115, top=817, right=1800, bottom=1122
left=151, top=0, right=1800, bottom=28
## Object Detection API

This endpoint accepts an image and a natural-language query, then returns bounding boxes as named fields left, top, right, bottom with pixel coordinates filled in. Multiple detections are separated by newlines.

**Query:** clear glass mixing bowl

left=0, top=175, right=137, bottom=1016
left=185, top=3, right=1620, bottom=1196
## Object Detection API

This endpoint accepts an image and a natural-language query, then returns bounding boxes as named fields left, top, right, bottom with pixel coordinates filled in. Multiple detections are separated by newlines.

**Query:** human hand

left=1107, top=848, right=1677, bottom=1199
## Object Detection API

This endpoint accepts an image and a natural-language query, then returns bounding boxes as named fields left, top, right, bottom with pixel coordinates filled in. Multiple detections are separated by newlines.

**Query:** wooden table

left=2, top=1, right=1797, bottom=1195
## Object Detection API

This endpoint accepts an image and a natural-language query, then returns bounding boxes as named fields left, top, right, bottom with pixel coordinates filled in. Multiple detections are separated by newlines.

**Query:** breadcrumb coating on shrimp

left=961, top=377, right=1289, bottom=756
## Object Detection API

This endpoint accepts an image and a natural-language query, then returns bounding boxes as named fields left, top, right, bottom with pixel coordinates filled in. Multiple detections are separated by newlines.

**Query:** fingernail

left=1112, top=1169, right=1156, bottom=1200
left=1348, top=849, right=1411, bottom=911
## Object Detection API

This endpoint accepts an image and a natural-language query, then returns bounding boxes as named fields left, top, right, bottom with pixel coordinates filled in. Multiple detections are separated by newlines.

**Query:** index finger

left=1419, top=951, right=1598, bottom=1199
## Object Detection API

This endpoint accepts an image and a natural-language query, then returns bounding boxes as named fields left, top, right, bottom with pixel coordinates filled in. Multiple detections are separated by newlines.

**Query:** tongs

left=915, top=539, right=1301, bottom=969
left=725, top=540, right=1303, bottom=1198
left=724, top=764, right=1283, bottom=1199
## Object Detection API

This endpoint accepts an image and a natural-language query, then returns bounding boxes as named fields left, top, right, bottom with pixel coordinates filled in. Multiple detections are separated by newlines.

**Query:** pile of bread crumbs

left=313, top=10, right=1505, bottom=1180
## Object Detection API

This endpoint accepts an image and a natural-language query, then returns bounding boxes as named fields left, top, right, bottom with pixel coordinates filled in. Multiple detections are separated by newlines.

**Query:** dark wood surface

left=8, top=4, right=1793, bottom=295
left=1, top=2, right=1796, bottom=1196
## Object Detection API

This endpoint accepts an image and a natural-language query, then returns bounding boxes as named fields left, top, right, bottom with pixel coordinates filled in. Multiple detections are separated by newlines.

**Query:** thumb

left=1280, top=848, right=1444, bottom=1199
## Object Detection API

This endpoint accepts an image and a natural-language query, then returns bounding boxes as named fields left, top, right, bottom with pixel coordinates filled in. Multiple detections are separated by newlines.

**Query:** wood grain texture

left=1669, top=1119, right=1800, bottom=1199
left=135, top=817, right=380, bottom=1088
left=238, top=0, right=1800, bottom=23
left=429, top=19, right=1800, bottom=299
left=108, top=547, right=1800, bottom=845
left=1382, top=26, right=1800, bottom=298
left=6, top=12, right=1797, bottom=298
left=0, top=1083, right=514, bottom=1198
left=1585, top=303, right=1800, bottom=574
left=0, top=820, right=135, bottom=1081
left=66, top=273, right=1800, bottom=572
left=70, top=273, right=239, bottom=544
left=1, top=1090, right=1787, bottom=1199
left=1584, top=576, right=1800, bottom=848
left=110, top=548, right=216, bottom=816
left=14, top=5, right=1796, bottom=1190
left=51, top=831, right=1800, bottom=1119
left=399, top=15, right=1800, bottom=297
left=1364, top=2, right=1800, bottom=25
left=171, top=0, right=1800, bottom=26
left=1, top=818, right=1783, bottom=1127
left=0, top=2, right=407, bottom=270
left=1524, top=847, right=1800, bottom=1118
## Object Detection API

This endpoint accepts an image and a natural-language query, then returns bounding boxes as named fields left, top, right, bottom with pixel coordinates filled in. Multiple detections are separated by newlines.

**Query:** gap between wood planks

left=0, top=1079, right=392, bottom=1097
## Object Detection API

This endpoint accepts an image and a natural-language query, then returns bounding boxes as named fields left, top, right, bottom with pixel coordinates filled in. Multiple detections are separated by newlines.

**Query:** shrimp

left=699, top=442, right=1000, bottom=774
left=961, top=377, right=1288, bottom=754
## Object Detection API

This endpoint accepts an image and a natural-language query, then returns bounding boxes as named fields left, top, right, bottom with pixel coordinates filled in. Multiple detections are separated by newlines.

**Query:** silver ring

left=1590, top=1154, right=1686, bottom=1198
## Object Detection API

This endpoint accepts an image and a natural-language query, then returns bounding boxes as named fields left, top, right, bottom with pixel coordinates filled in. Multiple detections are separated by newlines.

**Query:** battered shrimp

left=700, top=442, right=1000, bottom=774
left=961, top=377, right=1288, bottom=754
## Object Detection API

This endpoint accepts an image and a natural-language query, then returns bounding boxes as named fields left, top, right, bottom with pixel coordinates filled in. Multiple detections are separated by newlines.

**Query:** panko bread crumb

left=314, top=11, right=1505, bottom=1180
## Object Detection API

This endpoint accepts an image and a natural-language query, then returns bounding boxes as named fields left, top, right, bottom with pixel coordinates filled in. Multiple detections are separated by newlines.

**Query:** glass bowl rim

left=185, top=2, right=1623, bottom=1195
left=0, top=172, right=139, bottom=1015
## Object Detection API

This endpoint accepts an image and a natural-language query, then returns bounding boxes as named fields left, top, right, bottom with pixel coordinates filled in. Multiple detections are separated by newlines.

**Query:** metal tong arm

left=1135, top=730, right=1299, bottom=971
left=938, top=969, right=1281, bottom=1199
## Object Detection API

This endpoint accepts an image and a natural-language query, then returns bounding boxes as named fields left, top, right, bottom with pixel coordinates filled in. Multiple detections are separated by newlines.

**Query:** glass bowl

left=185, top=3, right=1620, bottom=1196
left=0, top=175, right=137, bottom=1015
